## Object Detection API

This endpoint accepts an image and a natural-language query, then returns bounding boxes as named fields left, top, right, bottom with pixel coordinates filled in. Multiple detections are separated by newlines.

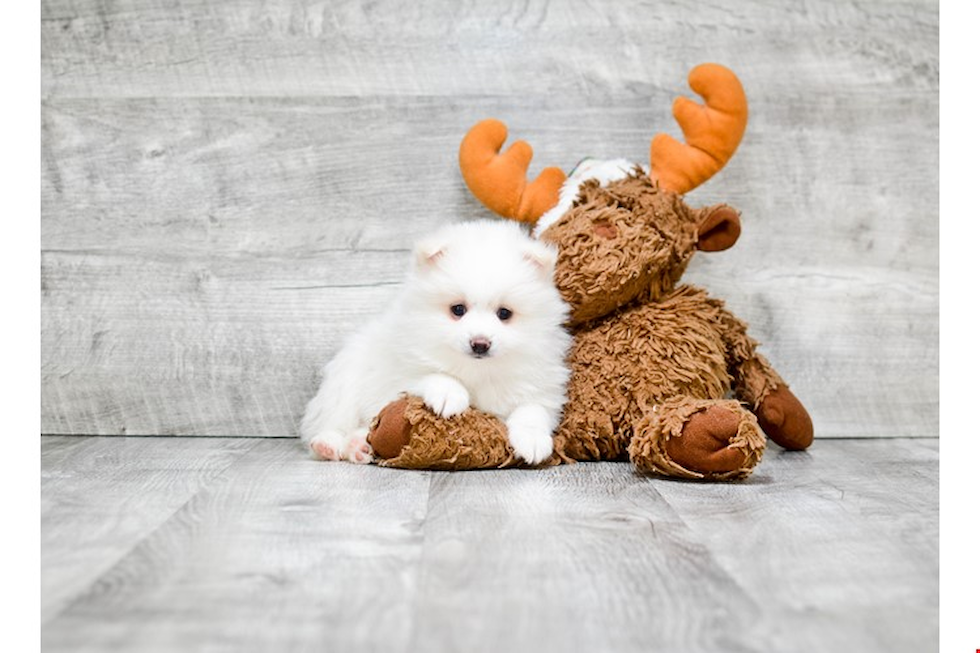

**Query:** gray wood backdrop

left=40, top=0, right=939, bottom=438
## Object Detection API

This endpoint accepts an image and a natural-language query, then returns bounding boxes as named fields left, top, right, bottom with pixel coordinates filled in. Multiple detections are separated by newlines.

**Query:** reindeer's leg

left=628, top=396, right=766, bottom=480
left=715, top=304, right=814, bottom=451
left=366, top=396, right=547, bottom=470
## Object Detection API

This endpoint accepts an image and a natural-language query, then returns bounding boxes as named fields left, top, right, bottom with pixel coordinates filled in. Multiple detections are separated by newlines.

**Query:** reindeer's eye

left=450, top=304, right=467, bottom=318
left=497, top=307, right=513, bottom=322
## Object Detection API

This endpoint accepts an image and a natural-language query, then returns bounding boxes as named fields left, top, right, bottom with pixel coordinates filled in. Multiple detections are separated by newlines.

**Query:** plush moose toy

left=367, top=63, right=813, bottom=480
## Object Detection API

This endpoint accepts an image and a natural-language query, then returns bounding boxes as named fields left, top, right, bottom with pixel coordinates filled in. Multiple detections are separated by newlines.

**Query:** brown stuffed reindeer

left=367, top=63, right=813, bottom=480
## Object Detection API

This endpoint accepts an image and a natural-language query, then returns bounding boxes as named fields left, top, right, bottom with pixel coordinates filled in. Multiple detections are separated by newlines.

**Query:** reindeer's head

left=458, top=64, right=748, bottom=327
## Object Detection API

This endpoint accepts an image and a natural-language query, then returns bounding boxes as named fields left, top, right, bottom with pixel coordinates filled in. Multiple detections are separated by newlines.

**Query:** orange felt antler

left=650, top=63, right=748, bottom=194
left=458, top=119, right=566, bottom=224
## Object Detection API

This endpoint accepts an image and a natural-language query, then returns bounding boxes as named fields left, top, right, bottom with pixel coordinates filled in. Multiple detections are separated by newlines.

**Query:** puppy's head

left=409, top=220, right=566, bottom=364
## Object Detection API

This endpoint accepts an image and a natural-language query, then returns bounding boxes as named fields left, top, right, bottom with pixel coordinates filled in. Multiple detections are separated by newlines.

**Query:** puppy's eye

left=496, top=307, right=514, bottom=321
left=450, top=304, right=467, bottom=318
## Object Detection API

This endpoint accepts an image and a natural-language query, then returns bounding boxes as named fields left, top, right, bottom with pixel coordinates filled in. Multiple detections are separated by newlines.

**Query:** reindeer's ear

left=696, top=204, right=741, bottom=251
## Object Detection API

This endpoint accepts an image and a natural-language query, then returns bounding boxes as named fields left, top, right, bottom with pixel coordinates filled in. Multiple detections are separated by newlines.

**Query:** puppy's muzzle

left=469, top=337, right=492, bottom=357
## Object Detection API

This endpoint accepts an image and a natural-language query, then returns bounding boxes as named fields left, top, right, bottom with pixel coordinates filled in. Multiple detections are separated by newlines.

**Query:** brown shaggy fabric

left=369, top=171, right=813, bottom=479
left=712, top=305, right=786, bottom=408
left=540, top=172, right=700, bottom=327
left=629, top=397, right=765, bottom=481
left=552, top=285, right=733, bottom=463
left=373, top=395, right=542, bottom=470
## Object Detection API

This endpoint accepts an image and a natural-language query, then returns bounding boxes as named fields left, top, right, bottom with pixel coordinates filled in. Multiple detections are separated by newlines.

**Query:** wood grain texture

left=40, top=436, right=939, bottom=653
left=40, top=436, right=257, bottom=623
left=411, top=464, right=765, bottom=652
left=40, top=0, right=938, bottom=437
left=41, top=248, right=404, bottom=436
left=41, top=0, right=938, bottom=100
left=42, top=436, right=432, bottom=652
left=656, top=438, right=939, bottom=653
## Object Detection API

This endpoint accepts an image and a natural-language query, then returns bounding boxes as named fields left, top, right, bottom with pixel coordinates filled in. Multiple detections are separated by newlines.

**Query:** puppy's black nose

left=470, top=337, right=491, bottom=356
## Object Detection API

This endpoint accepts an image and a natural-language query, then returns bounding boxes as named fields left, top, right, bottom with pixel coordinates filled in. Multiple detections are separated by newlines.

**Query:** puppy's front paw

left=420, top=375, right=470, bottom=418
left=506, top=406, right=555, bottom=465
left=507, top=426, right=554, bottom=465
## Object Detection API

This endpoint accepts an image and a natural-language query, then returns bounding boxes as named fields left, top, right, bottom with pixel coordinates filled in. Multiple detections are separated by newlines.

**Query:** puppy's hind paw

left=345, top=436, right=374, bottom=464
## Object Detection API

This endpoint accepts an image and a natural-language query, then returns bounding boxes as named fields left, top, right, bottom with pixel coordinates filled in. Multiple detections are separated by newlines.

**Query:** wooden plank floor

left=41, top=436, right=939, bottom=653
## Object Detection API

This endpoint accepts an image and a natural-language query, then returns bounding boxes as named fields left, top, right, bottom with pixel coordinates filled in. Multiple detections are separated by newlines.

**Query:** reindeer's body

left=557, top=285, right=750, bottom=459
left=529, top=169, right=805, bottom=479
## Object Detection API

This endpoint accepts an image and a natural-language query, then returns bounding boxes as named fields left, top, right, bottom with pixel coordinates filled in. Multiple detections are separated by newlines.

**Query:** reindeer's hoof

left=665, top=405, right=753, bottom=474
left=367, top=398, right=413, bottom=459
left=757, top=385, right=814, bottom=451
left=630, top=397, right=766, bottom=480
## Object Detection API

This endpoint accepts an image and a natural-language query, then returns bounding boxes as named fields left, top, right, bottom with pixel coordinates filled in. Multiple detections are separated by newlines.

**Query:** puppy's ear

left=523, top=240, right=558, bottom=276
left=414, top=236, right=447, bottom=270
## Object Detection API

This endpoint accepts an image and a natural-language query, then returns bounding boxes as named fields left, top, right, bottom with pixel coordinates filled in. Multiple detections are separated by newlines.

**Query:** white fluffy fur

left=300, top=220, right=572, bottom=464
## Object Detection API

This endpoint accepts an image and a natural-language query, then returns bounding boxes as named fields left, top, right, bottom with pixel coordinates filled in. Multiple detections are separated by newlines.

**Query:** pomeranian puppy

left=300, top=220, right=572, bottom=465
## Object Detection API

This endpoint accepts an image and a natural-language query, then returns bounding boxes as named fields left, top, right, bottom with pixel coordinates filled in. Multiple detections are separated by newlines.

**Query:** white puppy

left=300, top=220, right=572, bottom=465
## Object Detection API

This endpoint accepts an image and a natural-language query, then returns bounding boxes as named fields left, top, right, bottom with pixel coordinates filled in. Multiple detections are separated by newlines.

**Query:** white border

left=6, top=1, right=41, bottom=650
left=939, top=3, right=974, bottom=652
